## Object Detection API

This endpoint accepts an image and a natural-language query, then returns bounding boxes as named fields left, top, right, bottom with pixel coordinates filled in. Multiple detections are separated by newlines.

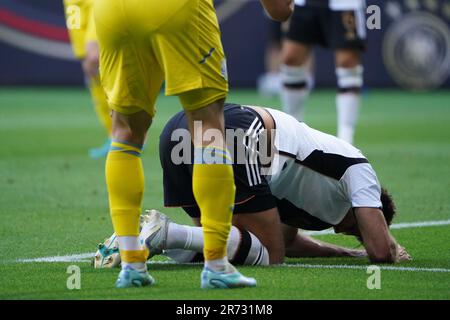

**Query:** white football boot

left=92, top=233, right=121, bottom=268
left=93, top=214, right=152, bottom=268
left=139, top=209, right=170, bottom=258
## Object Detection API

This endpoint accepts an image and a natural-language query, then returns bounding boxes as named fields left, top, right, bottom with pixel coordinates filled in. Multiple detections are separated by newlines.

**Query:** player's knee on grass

left=232, top=208, right=285, bottom=264
left=190, top=218, right=271, bottom=265
left=229, top=228, right=270, bottom=266
left=165, top=227, right=270, bottom=266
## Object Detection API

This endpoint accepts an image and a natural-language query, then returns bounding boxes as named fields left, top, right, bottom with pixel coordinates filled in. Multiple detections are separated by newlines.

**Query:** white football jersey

left=264, top=107, right=381, bottom=226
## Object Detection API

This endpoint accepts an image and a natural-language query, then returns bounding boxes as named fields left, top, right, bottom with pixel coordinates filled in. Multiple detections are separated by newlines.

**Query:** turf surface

left=0, top=88, right=449, bottom=300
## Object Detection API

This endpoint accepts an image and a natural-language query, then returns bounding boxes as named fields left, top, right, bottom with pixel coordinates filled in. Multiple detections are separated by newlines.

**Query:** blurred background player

left=93, top=0, right=292, bottom=289
left=257, top=19, right=315, bottom=97
left=63, top=0, right=112, bottom=158
left=257, top=19, right=283, bottom=97
left=281, top=0, right=366, bottom=144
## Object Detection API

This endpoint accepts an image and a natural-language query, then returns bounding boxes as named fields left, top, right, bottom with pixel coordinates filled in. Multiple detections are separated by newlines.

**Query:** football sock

left=164, top=249, right=202, bottom=264
left=106, top=140, right=147, bottom=269
left=165, top=224, right=269, bottom=266
left=117, top=236, right=147, bottom=272
left=192, top=146, right=235, bottom=269
left=336, top=65, right=363, bottom=144
left=280, top=64, right=310, bottom=121
left=88, top=76, right=112, bottom=135
left=336, top=93, right=360, bottom=144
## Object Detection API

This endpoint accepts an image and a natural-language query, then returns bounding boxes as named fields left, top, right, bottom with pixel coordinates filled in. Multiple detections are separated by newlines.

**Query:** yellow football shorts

left=63, top=0, right=96, bottom=59
left=94, top=0, right=228, bottom=117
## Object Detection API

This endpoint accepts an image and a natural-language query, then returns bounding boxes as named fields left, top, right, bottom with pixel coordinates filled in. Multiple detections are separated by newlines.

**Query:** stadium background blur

left=1, top=0, right=450, bottom=90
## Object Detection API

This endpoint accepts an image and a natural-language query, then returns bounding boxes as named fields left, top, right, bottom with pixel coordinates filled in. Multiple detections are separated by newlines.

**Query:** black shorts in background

left=159, top=103, right=277, bottom=218
left=268, top=19, right=283, bottom=45
left=286, top=4, right=366, bottom=50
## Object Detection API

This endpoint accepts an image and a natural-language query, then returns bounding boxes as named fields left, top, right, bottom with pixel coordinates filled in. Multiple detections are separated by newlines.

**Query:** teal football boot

left=89, top=137, right=111, bottom=158
left=115, top=266, right=155, bottom=288
left=201, top=267, right=257, bottom=289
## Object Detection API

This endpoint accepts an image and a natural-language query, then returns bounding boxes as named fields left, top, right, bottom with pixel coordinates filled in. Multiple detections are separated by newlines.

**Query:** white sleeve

left=342, top=163, right=382, bottom=208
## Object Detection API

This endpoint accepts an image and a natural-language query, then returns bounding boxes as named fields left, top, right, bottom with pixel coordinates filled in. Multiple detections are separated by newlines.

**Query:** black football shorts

left=159, top=103, right=277, bottom=218
left=285, top=4, right=366, bottom=50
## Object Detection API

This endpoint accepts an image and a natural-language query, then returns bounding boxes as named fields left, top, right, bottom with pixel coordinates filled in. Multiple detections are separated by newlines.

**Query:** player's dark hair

left=380, top=187, right=396, bottom=226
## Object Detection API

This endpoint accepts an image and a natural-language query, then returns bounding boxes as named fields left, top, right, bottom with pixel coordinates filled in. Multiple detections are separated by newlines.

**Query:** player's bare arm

left=260, top=0, right=293, bottom=22
left=282, top=224, right=366, bottom=258
left=354, top=207, right=409, bottom=263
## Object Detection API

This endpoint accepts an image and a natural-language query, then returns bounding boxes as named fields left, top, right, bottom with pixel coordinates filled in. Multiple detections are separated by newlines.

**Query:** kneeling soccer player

left=94, top=103, right=410, bottom=268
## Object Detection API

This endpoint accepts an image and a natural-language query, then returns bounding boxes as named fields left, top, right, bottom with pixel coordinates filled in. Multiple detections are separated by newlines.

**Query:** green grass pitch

left=0, top=88, right=449, bottom=300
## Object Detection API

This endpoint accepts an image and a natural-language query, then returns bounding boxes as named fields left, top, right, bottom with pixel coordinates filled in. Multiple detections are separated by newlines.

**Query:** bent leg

left=232, top=208, right=285, bottom=264
left=106, top=110, right=152, bottom=270
left=183, top=96, right=235, bottom=271
left=163, top=221, right=270, bottom=266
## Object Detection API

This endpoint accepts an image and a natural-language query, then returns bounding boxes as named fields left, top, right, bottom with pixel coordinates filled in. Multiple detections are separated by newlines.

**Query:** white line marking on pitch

left=281, top=263, right=450, bottom=273
left=16, top=253, right=94, bottom=263
left=14, top=218, right=450, bottom=264
left=143, top=261, right=450, bottom=273
left=304, top=219, right=450, bottom=236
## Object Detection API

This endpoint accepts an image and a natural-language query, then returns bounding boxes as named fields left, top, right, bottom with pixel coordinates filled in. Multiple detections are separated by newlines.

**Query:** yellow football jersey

left=94, top=0, right=228, bottom=115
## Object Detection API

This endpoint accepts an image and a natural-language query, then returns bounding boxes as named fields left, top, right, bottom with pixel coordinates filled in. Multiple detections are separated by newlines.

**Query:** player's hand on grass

left=396, top=244, right=412, bottom=262
left=82, top=41, right=100, bottom=78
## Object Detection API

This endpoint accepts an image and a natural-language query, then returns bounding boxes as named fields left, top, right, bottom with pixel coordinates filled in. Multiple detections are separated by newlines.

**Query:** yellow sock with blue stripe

left=106, top=140, right=147, bottom=268
left=192, top=146, right=235, bottom=264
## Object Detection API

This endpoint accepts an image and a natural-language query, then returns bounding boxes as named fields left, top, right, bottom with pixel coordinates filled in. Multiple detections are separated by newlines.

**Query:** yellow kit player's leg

left=192, top=148, right=234, bottom=260
left=181, top=91, right=256, bottom=289
left=153, top=0, right=237, bottom=276
left=106, top=139, right=154, bottom=288
left=88, top=77, right=112, bottom=135
left=106, top=141, right=143, bottom=237
left=94, top=0, right=255, bottom=288
left=94, top=0, right=166, bottom=289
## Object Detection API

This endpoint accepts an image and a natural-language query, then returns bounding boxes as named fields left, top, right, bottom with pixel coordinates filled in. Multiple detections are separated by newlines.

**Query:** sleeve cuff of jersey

left=351, top=200, right=382, bottom=209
